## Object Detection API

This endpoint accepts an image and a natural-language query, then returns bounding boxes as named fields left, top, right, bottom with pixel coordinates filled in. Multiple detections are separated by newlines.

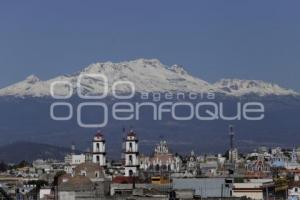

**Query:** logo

left=50, top=73, right=265, bottom=128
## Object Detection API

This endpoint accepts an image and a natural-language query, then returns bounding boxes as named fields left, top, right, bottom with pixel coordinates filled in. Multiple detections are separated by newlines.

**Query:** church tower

left=124, top=130, right=139, bottom=176
left=92, top=131, right=106, bottom=167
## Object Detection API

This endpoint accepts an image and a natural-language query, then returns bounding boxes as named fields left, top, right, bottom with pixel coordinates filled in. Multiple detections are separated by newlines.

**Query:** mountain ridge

left=0, top=141, right=77, bottom=163
left=0, top=59, right=298, bottom=97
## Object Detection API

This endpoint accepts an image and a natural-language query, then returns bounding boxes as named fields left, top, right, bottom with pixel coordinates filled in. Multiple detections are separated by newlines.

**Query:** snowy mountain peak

left=0, top=74, right=45, bottom=97
left=25, top=75, right=40, bottom=84
left=169, top=65, right=188, bottom=75
left=76, top=58, right=212, bottom=94
left=0, top=59, right=298, bottom=97
left=214, top=79, right=298, bottom=96
left=83, top=58, right=165, bottom=73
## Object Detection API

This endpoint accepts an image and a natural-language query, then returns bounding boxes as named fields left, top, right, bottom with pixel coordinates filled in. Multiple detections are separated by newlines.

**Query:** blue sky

left=0, top=1, right=299, bottom=91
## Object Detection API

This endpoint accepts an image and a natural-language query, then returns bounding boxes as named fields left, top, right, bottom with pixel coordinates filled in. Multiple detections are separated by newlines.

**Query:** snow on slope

left=0, top=59, right=298, bottom=97
left=0, top=75, right=46, bottom=97
left=78, top=59, right=217, bottom=94
left=213, top=79, right=298, bottom=96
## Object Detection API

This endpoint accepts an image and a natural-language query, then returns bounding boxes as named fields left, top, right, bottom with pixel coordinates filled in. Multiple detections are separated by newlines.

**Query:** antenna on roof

left=228, top=125, right=236, bottom=164
left=229, top=125, right=235, bottom=150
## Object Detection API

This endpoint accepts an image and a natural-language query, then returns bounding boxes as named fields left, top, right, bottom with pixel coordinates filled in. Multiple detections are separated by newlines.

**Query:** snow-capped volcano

left=213, top=79, right=298, bottom=96
left=0, top=59, right=298, bottom=97
left=0, top=74, right=45, bottom=97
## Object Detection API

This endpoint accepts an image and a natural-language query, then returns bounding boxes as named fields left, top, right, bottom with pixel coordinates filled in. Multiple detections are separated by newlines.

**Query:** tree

left=28, top=180, right=48, bottom=190
left=53, top=171, right=66, bottom=186
left=0, top=161, right=8, bottom=172
left=27, top=180, right=49, bottom=199
left=11, top=160, right=31, bottom=169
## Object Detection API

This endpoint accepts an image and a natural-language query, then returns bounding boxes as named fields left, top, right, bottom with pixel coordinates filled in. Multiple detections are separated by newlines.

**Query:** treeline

left=0, top=160, right=31, bottom=172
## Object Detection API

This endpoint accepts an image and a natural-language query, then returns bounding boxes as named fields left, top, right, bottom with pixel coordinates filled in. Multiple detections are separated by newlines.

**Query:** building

left=245, top=155, right=271, bottom=177
left=229, top=148, right=239, bottom=163
left=288, top=187, right=300, bottom=200
left=232, top=179, right=274, bottom=200
left=140, top=140, right=181, bottom=173
left=124, top=130, right=140, bottom=177
left=32, top=159, right=52, bottom=173
left=74, top=163, right=105, bottom=181
left=39, top=187, right=52, bottom=200
left=285, top=149, right=300, bottom=170
left=58, top=163, right=109, bottom=199
left=58, top=175, right=96, bottom=200
left=64, top=154, right=86, bottom=166
left=92, top=131, right=106, bottom=167
left=173, top=177, right=233, bottom=198
left=185, top=151, right=200, bottom=176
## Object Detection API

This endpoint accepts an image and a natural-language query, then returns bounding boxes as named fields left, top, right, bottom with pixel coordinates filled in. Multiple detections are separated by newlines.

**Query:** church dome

left=74, top=163, right=105, bottom=179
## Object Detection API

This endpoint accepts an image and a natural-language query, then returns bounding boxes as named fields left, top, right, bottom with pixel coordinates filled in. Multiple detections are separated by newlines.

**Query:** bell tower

left=124, top=130, right=139, bottom=176
left=92, top=131, right=106, bottom=167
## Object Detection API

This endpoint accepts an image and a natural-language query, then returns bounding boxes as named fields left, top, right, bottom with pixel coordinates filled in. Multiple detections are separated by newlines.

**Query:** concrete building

left=229, top=148, right=239, bottom=163
left=173, top=178, right=233, bottom=198
left=232, top=179, right=274, bottom=200
left=288, top=187, right=300, bottom=200
left=64, top=154, right=86, bottom=165
left=39, top=187, right=52, bottom=199
left=58, top=175, right=96, bottom=200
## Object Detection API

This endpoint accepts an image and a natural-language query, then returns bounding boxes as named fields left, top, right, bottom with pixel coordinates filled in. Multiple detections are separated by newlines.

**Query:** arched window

left=129, top=142, right=133, bottom=151
left=155, top=164, right=160, bottom=172
left=162, top=165, right=167, bottom=171
left=129, top=170, right=133, bottom=176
